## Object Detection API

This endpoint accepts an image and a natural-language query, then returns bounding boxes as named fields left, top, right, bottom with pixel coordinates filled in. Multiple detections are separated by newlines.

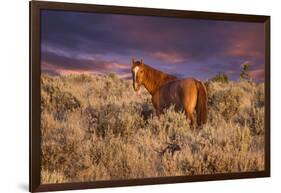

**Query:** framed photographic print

left=30, top=1, right=270, bottom=192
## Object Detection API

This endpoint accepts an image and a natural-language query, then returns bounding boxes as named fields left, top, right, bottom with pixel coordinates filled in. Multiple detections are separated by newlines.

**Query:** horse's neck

left=142, top=65, right=177, bottom=95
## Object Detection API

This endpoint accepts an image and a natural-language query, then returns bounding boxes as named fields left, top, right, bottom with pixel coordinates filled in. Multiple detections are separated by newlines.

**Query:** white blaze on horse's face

left=132, top=66, right=140, bottom=92
left=133, top=66, right=139, bottom=82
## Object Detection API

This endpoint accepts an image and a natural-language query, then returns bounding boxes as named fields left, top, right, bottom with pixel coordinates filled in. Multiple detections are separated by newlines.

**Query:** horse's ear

left=131, top=57, right=135, bottom=65
left=140, top=59, right=144, bottom=66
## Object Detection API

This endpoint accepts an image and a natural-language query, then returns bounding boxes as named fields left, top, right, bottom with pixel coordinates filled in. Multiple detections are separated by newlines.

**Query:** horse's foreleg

left=153, top=103, right=161, bottom=117
left=156, top=108, right=161, bottom=117
left=152, top=92, right=161, bottom=117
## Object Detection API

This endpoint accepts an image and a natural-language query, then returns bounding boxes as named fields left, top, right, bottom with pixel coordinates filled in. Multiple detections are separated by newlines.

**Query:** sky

left=41, top=10, right=265, bottom=82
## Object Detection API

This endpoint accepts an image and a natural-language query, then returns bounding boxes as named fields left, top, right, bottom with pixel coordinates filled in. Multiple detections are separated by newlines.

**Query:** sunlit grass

left=40, top=73, right=265, bottom=183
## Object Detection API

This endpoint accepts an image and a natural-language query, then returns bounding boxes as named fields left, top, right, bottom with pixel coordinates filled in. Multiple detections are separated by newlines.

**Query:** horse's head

left=131, top=58, right=145, bottom=92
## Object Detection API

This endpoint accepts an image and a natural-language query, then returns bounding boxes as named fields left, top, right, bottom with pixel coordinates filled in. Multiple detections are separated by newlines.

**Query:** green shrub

left=240, top=63, right=251, bottom=81
left=210, top=72, right=229, bottom=83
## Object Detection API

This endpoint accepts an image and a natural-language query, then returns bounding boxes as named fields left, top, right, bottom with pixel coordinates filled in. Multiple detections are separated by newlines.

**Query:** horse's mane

left=142, top=64, right=178, bottom=95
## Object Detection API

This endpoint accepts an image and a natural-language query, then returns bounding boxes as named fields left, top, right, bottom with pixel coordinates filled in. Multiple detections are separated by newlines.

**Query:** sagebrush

left=41, top=73, right=265, bottom=183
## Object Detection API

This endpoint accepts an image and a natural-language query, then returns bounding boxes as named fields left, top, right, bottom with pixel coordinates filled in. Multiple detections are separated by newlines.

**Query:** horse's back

left=178, top=78, right=197, bottom=94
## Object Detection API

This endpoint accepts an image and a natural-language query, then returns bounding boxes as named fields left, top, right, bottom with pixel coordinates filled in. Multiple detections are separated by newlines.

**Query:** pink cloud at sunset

left=249, top=68, right=265, bottom=81
left=151, top=51, right=187, bottom=64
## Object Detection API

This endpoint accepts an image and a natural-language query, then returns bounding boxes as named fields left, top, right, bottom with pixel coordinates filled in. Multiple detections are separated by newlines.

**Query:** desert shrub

left=255, top=83, right=265, bottom=107
left=41, top=73, right=265, bottom=183
left=240, top=62, right=251, bottom=81
left=140, top=102, right=154, bottom=120
left=83, top=103, right=145, bottom=138
left=146, top=106, right=190, bottom=139
left=41, top=75, right=81, bottom=120
left=41, top=169, right=66, bottom=184
left=210, top=72, right=229, bottom=83
left=41, top=112, right=84, bottom=178
left=108, top=72, right=119, bottom=81
left=207, top=82, right=241, bottom=120
left=246, top=107, right=265, bottom=135
left=61, top=73, right=93, bottom=83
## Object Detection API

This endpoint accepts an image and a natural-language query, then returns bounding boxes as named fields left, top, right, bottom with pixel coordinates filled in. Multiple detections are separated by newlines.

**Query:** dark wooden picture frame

left=30, top=1, right=270, bottom=192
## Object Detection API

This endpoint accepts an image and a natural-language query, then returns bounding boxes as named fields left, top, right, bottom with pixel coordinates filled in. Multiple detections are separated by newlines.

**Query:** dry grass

left=40, top=73, right=265, bottom=184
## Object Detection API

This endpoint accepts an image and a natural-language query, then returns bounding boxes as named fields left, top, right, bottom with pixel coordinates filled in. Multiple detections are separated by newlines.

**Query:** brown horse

left=131, top=58, right=208, bottom=127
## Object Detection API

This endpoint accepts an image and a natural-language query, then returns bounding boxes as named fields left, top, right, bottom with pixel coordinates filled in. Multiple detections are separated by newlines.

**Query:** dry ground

left=40, top=73, right=265, bottom=184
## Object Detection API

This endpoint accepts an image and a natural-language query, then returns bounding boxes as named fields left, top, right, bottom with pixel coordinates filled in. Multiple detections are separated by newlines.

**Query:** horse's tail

left=195, top=80, right=208, bottom=126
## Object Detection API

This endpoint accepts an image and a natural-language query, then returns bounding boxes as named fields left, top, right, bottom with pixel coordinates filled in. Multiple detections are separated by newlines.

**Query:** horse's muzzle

left=133, top=82, right=140, bottom=91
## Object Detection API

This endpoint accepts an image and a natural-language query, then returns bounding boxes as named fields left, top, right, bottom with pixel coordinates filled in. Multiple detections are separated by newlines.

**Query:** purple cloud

left=41, top=10, right=265, bottom=82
